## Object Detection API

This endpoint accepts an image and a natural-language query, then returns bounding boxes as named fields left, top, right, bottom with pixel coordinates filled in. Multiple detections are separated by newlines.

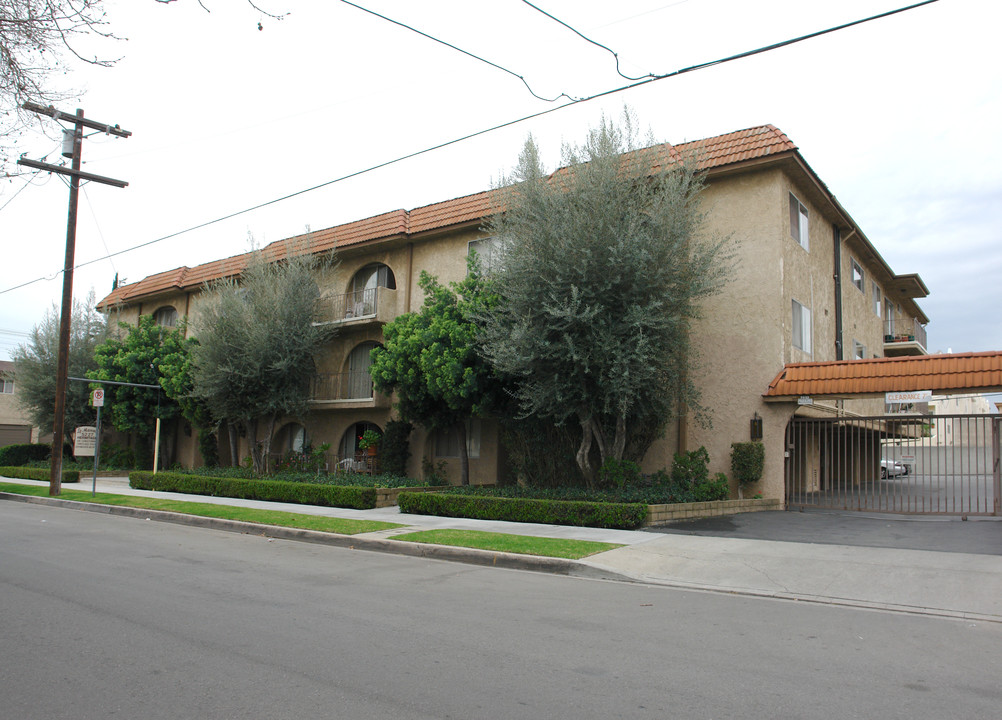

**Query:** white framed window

left=435, top=418, right=481, bottom=458
left=789, top=193, right=809, bottom=251
left=792, top=299, right=812, bottom=354
left=0, top=378, right=13, bottom=394
left=851, top=259, right=864, bottom=292
left=468, top=236, right=507, bottom=274
left=871, top=282, right=881, bottom=317
left=853, top=340, right=866, bottom=360
left=885, top=299, right=895, bottom=335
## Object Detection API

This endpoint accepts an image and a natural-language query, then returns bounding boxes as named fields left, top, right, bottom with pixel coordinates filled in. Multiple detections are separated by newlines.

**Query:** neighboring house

left=0, top=360, right=42, bottom=447
left=96, top=125, right=931, bottom=499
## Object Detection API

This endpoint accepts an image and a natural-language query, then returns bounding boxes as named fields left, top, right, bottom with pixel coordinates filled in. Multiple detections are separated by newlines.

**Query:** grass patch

left=393, top=528, right=622, bottom=559
left=0, top=482, right=402, bottom=536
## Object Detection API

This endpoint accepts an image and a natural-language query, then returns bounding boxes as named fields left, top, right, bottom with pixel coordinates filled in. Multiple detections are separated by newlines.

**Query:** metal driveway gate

left=785, top=414, right=1000, bottom=516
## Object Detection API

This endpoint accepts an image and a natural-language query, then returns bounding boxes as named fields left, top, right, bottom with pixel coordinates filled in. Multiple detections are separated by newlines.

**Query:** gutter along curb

left=0, top=491, right=625, bottom=582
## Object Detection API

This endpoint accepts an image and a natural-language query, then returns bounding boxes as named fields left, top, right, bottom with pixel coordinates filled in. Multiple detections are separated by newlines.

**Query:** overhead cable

left=0, top=0, right=940, bottom=297
left=338, top=0, right=579, bottom=103
left=521, top=0, right=655, bottom=82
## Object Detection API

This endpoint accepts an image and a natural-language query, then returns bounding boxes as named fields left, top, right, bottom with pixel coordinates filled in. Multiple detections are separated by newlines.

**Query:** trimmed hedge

left=0, top=443, right=52, bottom=467
left=0, top=466, right=80, bottom=484
left=397, top=491, right=648, bottom=529
left=129, top=471, right=377, bottom=509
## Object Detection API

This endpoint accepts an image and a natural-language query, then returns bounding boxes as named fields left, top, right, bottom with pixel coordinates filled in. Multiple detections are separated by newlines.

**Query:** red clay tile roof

left=765, top=352, right=1002, bottom=398
left=98, top=125, right=799, bottom=309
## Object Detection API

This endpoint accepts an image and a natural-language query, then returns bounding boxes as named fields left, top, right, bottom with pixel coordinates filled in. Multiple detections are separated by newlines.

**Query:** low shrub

left=0, top=466, right=80, bottom=484
left=691, top=473, right=730, bottom=502
left=398, top=491, right=648, bottom=529
left=598, top=458, right=642, bottom=490
left=129, top=471, right=377, bottom=509
left=436, top=474, right=729, bottom=505
left=176, top=465, right=427, bottom=488
left=0, top=443, right=52, bottom=466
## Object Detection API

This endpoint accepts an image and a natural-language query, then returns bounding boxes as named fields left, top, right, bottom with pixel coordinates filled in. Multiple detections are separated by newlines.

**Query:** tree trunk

left=248, top=417, right=260, bottom=474
left=260, top=413, right=278, bottom=475
left=609, top=413, right=627, bottom=465
left=576, top=416, right=597, bottom=490
left=227, top=421, right=239, bottom=468
left=456, top=420, right=470, bottom=486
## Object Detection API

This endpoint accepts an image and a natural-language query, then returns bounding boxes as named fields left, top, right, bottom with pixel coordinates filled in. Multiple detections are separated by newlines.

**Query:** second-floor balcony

left=311, top=371, right=373, bottom=402
left=883, top=317, right=928, bottom=356
left=314, top=286, right=399, bottom=327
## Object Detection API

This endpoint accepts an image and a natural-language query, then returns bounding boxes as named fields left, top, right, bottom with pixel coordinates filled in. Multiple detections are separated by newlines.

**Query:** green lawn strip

left=392, top=529, right=622, bottom=559
left=0, top=482, right=402, bottom=536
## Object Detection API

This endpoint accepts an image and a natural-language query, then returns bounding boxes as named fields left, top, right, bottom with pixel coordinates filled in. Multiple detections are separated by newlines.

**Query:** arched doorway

left=339, top=421, right=381, bottom=471
left=347, top=264, right=395, bottom=317
left=344, top=342, right=378, bottom=399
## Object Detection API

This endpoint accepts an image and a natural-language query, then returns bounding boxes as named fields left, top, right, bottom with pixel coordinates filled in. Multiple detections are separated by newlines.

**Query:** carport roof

left=764, top=351, right=1002, bottom=399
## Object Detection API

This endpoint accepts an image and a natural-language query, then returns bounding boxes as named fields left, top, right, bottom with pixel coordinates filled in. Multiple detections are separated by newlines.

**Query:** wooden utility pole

left=17, top=104, right=130, bottom=496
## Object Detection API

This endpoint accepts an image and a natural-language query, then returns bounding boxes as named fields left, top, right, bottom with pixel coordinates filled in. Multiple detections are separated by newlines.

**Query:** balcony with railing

left=314, top=286, right=399, bottom=327
left=883, top=316, right=928, bottom=356
left=310, top=370, right=389, bottom=408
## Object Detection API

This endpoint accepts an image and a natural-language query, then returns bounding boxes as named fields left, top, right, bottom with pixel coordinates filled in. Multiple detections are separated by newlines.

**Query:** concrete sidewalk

left=4, top=474, right=1001, bottom=623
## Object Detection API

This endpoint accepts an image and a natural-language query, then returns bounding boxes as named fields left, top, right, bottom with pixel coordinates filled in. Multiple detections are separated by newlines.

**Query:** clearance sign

left=885, top=390, right=932, bottom=404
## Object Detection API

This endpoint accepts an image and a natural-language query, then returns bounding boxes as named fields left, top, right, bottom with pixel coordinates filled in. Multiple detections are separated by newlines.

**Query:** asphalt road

left=2, top=502, right=1000, bottom=720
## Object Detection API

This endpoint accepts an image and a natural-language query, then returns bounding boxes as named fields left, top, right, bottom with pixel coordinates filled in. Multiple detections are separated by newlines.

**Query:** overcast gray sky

left=1, top=0, right=999, bottom=363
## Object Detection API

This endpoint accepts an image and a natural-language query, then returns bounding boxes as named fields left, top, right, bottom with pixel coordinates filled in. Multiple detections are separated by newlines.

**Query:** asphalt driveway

left=645, top=509, right=1002, bottom=556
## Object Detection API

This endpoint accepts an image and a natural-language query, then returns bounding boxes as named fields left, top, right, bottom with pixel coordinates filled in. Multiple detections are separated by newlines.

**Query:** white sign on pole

left=91, top=388, right=105, bottom=407
left=74, top=426, right=97, bottom=457
left=885, top=390, right=932, bottom=404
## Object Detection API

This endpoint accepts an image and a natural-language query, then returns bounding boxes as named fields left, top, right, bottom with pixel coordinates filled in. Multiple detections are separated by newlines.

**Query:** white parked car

left=880, top=459, right=908, bottom=478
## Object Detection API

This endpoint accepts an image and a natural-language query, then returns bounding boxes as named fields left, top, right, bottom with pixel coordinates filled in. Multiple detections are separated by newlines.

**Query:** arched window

left=346, top=264, right=395, bottom=317
left=345, top=342, right=377, bottom=399
left=275, top=422, right=306, bottom=453
left=153, top=306, right=178, bottom=328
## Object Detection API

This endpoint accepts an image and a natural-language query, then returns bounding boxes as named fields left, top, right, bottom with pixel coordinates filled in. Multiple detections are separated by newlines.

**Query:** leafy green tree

left=189, top=247, right=336, bottom=473
left=482, top=111, right=732, bottom=488
left=370, top=266, right=500, bottom=485
left=11, top=292, right=108, bottom=444
left=158, top=333, right=219, bottom=467
left=89, top=313, right=185, bottom=468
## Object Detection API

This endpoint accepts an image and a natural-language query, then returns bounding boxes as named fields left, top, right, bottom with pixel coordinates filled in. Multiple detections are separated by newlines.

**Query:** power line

left=337, top=0, right=578, bottom=103
left=521, top=0, right=655, bottom=82
left=0, top=0, right=941, bottom=297
left=0, top=169, right=42, bottom=213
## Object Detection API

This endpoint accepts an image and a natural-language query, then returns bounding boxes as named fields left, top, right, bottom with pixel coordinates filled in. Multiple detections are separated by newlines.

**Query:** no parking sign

left=91, top=388, right=104, bottom=407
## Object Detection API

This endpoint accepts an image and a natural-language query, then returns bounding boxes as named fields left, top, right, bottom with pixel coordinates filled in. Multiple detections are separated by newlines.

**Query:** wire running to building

left=0, top=0, right=940, bottom=297
left=338, top=0, right=579, bottom=103
left=521, top=0, right=656, bottom=82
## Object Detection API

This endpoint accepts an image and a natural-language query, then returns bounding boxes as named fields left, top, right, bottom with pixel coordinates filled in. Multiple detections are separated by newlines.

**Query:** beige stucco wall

left=101, top=162, right=927, bottom=496
left=0, top=377, right=42, bottom=443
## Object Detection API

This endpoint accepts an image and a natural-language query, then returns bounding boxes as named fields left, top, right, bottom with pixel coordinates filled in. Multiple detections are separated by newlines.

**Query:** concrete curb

left=0, top=492, right=629, bottom=582
left=5, top=491, right=999, bottom=623
left=577, top=561, right=1002, bottom=624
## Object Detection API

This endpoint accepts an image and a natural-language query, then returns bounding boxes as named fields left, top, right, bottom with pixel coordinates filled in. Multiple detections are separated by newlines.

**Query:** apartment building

left=97, top=125, right=929, bottom=499
left=0, top=361, right=42, bottom=447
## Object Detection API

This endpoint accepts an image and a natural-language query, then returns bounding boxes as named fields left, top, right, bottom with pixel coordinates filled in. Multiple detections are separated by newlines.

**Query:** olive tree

left=190, top=246, right=336, bottom=473
left=481, top=111, right=732, bottom=488
left=11, top=291, right=109, bottom=444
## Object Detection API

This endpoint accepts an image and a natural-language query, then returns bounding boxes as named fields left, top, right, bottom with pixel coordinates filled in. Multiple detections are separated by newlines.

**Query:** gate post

left=993, top=418, right=1000, bottom=516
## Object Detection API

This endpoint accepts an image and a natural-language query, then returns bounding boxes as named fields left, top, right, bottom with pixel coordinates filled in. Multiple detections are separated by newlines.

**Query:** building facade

left=0, top=360, right=43, bottom=447
left=97, top=125, right=929, bottom=499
